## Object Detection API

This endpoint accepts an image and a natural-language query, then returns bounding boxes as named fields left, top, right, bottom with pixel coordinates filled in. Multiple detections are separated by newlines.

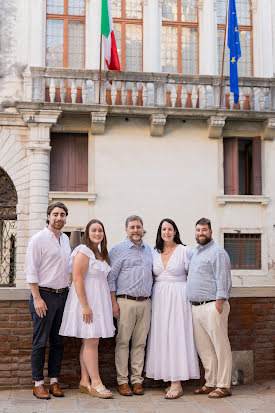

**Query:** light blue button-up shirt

left=108, top=237, right=153, bottom=297
left=186, top=240, right=232, bottom=302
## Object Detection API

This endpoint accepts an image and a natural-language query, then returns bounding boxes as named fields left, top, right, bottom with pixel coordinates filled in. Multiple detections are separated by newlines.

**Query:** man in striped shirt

left=108, top=215, right=153, bottom=396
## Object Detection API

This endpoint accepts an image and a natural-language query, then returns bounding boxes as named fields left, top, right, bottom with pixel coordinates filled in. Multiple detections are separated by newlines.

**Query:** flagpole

left=219, top=0, right=229, bottom=108
left=99, top=33, right=103, bottom=104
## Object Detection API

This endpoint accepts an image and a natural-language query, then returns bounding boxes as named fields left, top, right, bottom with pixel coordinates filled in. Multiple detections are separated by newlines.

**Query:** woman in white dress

left=145, top=218, right=200, bottom=399
left=59, top=219, right=115, bottom=398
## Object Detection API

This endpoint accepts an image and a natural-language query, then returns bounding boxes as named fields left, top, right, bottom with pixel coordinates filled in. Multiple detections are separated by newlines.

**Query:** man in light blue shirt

left=108, top=215, right=153, bottom=396
left=187, top=218, right=232, bottom=399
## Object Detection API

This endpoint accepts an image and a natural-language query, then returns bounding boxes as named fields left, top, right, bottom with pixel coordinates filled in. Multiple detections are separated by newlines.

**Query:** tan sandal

left=208, top=388, right=232, bottom=398
left=194, top=386, right=215, bottom=395
left=165, top=386, right=183, bottom=399
left=79, top=384, right=113, bottom=399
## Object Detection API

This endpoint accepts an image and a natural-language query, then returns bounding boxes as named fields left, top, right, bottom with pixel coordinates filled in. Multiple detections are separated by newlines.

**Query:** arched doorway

left=0, top=168, right=17, bottom=287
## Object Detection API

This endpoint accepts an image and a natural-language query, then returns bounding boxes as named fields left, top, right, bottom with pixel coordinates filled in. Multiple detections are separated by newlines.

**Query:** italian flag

left=101, top=0, right=120, bottom=70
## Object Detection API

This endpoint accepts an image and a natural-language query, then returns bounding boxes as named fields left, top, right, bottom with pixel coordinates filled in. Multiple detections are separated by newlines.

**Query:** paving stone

left=0, top=391, right=11, bottom=401
left=46, top=398, right=76, bottom=411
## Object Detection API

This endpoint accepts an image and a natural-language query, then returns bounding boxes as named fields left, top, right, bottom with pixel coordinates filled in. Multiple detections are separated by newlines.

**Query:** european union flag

left=227, top=0, right=241, bottom=104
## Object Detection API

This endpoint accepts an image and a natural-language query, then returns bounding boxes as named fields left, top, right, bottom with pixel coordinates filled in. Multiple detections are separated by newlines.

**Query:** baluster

left=60, top=79, right=66, bottom=103
left=49, top=78, right=56, bottom=103
left=229, top=91, right=234, bottom=110
left=132, top=82, right=138, bottom=106
left=191, top=85, right=198, bottom=108
left=142, top=83, right=148, bottom=107
left=181, top=85, right=187, bottom=108
left=239, top=87, right=245, bottom=110
left=111, top=81, right=117, bottom=105
left=121, top=82, right=127, bottom=105
left=200, top=85, right=206, bottom=109
left=248, top=87, right=254, bottom=111
left=206, top=85, right=212, bottom=109
left=71, top=79, right=77, bottom=103
left=259, top=87, right=265, bottom=111
left=170, top=84, right=177, bottom=108
left=81, top=80, right=87, bottom=104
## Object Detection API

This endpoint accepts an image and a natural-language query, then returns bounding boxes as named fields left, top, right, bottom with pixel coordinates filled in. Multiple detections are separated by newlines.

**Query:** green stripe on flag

left=101, top=0, right=110, bottom=38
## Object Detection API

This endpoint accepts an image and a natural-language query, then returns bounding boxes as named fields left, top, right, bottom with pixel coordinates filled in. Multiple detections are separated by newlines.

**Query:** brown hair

left=82, top=219, right=110, bottom=265
left=195, top=217, right=212, bottom=230
left=46, top=202, right=68, bottom=224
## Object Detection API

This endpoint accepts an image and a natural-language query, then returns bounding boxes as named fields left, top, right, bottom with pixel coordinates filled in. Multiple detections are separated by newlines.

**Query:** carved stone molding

left=208, top=115, right=226, bottom=139
left=263, top=118, right=275, bottom=140
left=150, top=114, right=167, bottom=137
left=19, top=110, right=62, bottom=126
left=91, top=111, right=107, bottom=135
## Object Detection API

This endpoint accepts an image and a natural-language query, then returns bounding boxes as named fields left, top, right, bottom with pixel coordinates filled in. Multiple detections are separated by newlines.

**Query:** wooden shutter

left=223, top=137, right=239, bottom=195
left=252, top=137, right=262, bottom=195
left=50, top=133, right=88, bottom=192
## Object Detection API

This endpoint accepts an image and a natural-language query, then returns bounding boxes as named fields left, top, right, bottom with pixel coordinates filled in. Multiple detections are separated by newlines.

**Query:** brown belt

left=39, top=286, right=69, bottom=294
left=117, top=294, right=151, bottom=302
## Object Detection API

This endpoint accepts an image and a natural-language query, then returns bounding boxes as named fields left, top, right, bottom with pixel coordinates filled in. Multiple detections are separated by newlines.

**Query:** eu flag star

left=235, top=27, right=238, bottom=32
left=231, top=56, right=236, bottom=63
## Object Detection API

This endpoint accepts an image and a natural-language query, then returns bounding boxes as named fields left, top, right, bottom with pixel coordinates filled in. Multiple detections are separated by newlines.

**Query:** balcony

left=23, top=67, right=275, bottom=113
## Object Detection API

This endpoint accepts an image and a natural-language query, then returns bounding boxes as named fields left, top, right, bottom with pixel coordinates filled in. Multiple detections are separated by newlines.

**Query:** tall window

left=46, top=0, right=85, bottom=68
left=217, top=0, right=252, bottom=76
left=223, top=137, right=262, bottom=195
left=162, top=0, right=198, bottom=74
left=224, top=233, right=261, bottom=269
left=110, top=0, right=143, bottom=71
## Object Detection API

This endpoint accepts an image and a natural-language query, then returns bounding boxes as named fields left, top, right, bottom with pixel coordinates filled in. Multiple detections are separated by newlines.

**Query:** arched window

left=110, top=0, right=143, bottom=71
left=162, top=0, right=198, bottom=74
left=46, top=0, right=85, bottom=68
left=217, top=0, right=253, bottom=76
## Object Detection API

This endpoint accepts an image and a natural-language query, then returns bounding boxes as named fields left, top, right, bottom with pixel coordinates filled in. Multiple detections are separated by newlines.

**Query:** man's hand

left=215, top=299, right=224, bottom=314
left=34, top=297, right=48, bottom=318
left=112, top=301, right=120, bottom=319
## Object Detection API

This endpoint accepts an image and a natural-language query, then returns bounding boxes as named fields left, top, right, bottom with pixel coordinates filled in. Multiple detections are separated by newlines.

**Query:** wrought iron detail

left=0, top=167, right=17, bottom=219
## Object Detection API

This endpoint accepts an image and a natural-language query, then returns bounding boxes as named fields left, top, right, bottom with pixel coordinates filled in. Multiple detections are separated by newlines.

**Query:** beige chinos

left=192, top=301, right=232, bottom=389
left=116, top=297, right=152, bottom=385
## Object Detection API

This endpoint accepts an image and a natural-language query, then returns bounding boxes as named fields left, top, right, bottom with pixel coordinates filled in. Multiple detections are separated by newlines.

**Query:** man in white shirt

left=24, top=202, right=71, bottom=399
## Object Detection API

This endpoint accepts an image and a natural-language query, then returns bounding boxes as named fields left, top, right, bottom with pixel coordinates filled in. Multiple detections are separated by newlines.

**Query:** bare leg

left=79, top=342, right=90, bottom=387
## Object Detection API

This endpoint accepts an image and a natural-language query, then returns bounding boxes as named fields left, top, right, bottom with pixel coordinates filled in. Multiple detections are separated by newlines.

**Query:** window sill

left=217, top=195, right=269, bottom=206
left=49, top=191, right=97, bottom=203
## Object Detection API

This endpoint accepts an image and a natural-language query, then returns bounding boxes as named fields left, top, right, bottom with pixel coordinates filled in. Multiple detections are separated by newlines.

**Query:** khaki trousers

left=192, top=301, right=232, bottom=388
left=116, top=297, right=151, bottom=385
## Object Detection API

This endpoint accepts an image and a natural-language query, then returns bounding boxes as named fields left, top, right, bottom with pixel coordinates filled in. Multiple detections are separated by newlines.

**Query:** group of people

left=24, top=202, right=232, bottom=401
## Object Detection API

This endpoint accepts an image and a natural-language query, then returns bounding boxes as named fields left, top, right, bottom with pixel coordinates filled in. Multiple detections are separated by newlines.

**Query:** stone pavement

left=1, top=381, right=275, bottom=413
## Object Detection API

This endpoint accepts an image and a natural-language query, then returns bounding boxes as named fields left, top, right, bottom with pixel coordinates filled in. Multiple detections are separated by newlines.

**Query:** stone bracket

left=19, top=109, right=62, bottom=126
left=150, top=114, right=167, bottom=137
left=91, top=111, right=107, bottom=135
left=208, top=115, right=226, bottom=139
left=263, top=118, right=275, bottom=140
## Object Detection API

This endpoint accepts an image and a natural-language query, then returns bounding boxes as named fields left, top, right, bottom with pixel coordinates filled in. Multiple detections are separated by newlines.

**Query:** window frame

left=162, top=0, right=199, bottom=74
left=46, top=0, right=86, bottom=68
left=224, top=233, right=261, bottom=270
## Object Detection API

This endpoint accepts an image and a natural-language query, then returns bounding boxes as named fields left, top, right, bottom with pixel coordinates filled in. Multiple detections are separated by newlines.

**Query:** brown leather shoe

left=33, top=384, right=51, bottom=399
left=118, top=383, right=133, bottom=396
left=49, top=382, right=64, bottom=397
left=132, top=382, right=144, bottom=395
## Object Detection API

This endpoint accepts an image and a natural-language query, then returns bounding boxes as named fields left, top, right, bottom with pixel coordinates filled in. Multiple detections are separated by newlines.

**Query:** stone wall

left=1, top=297, right=275, bottom=389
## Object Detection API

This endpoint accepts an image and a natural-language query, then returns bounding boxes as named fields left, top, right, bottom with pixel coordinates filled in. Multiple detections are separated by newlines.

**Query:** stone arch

left=0, top=167, right=18, bottom=219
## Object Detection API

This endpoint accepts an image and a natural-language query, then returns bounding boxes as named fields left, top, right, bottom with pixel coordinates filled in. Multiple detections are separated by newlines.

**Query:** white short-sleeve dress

left=145, top=244, right=200, bottom=382
left=59, top=244, right=115, bottom=339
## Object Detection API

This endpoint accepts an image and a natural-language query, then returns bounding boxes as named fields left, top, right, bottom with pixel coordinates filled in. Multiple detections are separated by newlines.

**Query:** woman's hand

left=82, top=306, right=93, bottom=323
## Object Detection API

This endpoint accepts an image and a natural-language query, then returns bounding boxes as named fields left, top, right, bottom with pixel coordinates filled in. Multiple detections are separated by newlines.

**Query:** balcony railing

left=23, top=67, right=275, bottom=112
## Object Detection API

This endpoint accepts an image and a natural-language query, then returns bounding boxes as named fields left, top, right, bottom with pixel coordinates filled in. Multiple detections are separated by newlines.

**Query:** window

left=162, top=0, right=198, bottom=74
left=223, top=137, right=262, bottom=195
left=50, top=133, right=88, bottom=192
left=110, top=0, right=143, bottom=71
left=217, top=0, right=252, bottom=76
left=224, top=233, right=261, bottom=269
left=46, top=0, right=85, bottom=68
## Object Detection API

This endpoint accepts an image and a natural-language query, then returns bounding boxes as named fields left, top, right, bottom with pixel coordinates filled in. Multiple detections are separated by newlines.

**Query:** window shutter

left=223, top=137, right=238, bottom=195
left=68, top=134, right=88, bottom=192
left=252, top=137, right=262, bottom=195
left=50, top=134, right=69, bottom=191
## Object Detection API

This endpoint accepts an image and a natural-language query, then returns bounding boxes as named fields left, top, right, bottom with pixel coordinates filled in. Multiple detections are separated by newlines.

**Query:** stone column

left=199, top=0, right=216, bottom=75
left=143, top=0, right=162, bottom=72
left=86, top=0, right=102, bottom=69
left=28, top=0, right=46, bottom=66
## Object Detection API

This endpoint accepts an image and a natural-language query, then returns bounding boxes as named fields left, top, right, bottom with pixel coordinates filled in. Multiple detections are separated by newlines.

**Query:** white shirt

left=24, top=227, right=71, bottom=289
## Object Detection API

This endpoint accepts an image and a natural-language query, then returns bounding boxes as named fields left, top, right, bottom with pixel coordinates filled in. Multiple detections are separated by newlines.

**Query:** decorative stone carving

left=208, top=115, right=226, bottom=139
left=91, top=111, right=107, bottom=135
left=263, top=118, right=275, bottom=140
left=150, top=113, right=167, bottom=137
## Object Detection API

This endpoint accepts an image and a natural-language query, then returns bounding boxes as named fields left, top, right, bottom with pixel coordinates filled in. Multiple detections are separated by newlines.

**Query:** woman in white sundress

left=145, top=218, right=199, bottom=399
left=59, top=219, right=115, bottom=399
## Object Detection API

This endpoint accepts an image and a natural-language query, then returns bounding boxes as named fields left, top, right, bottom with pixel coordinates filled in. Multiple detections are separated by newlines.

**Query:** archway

left=0, top=167, right=17, bottom=286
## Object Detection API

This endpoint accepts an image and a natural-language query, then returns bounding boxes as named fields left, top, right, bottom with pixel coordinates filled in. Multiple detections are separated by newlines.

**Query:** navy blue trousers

left=29, top=289, right=68, bottom=381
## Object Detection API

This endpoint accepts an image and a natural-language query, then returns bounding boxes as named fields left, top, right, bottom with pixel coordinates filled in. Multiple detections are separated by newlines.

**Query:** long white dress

left=145, top=244, right=200, bottom=382
left=59, top=244, right=115, bottom=339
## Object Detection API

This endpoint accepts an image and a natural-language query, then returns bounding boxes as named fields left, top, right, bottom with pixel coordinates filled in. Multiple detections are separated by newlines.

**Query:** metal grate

left=0, top=220, right=17, bottom=286
left=224, top=233, right=261, bottom=270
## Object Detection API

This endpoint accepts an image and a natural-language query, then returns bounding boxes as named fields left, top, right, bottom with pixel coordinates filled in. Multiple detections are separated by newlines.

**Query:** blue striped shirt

left=186, top=240, right=232, bottom=302
left=108, top=237, right=153, bottom=297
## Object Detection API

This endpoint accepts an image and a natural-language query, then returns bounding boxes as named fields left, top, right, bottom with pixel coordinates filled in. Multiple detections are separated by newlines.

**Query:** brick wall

left=1, top=297, right=275, bottom=388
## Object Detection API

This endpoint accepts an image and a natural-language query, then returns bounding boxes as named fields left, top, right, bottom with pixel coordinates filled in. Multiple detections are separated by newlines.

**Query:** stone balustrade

left=23, top=67, right=275, bottom=112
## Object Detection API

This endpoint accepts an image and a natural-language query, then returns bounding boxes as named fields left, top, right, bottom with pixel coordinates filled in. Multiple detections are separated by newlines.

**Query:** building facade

left=0, top=0, right=275, bottom=386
